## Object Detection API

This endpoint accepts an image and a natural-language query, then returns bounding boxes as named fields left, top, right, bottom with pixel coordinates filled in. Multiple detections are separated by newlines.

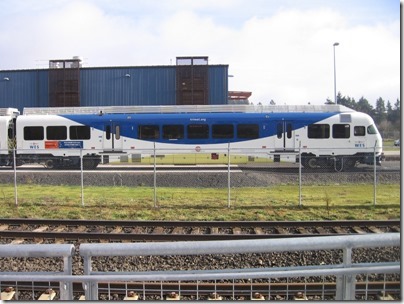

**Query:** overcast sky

left=0, top=0, right=400, bottom=106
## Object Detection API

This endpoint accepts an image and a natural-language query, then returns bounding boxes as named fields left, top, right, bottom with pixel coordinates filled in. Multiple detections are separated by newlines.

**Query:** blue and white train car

left=0, top=104, right=383, bottom=170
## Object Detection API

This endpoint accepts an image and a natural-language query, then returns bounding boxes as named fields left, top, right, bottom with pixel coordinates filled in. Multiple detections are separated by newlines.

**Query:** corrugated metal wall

left=80, top=66, right=177, bottom=107
left=0, top=69, right=48, bottom=110
left=0, top=65, right=228, bottom=111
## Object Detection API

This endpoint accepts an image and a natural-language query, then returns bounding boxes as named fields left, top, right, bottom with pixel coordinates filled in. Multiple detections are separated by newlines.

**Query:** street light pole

left=333, top=42, right=339, bottom=104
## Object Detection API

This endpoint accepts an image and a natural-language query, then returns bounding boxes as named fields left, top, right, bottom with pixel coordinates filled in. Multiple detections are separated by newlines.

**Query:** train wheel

left=83, top=158, right=96, bottom=170
left=45, top=159, right=55, bottom=169
left=303, top=157, right=318, bottom=169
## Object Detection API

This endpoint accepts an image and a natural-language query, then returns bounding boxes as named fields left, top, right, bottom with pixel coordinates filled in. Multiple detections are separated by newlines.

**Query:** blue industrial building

left=0, top=56, right=229, bottom=112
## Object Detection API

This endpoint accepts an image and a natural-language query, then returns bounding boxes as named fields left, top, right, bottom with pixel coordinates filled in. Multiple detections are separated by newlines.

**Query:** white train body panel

left=0, top=105, right=384, bottom=169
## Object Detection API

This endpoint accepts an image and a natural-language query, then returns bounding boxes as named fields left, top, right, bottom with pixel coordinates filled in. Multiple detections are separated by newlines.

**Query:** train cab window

left=237, top=124, right=259, bottom=139
left=367, top=124, right=377, bottom=135
left=138, top=125, right=160, bottom=140
left=187, top=124, right=209, bottom=139
left=308, top=124, right=330, bottom=139
left=333, top=124, right=350, bottom=138
left=212, top=124, right=234, bottom=139
left=163, top=125, right=184, bottom=140
left=46, top=126, right=67, bottom=140
left=70, top=126, right=91, bottom=140
left=24, top=126, right=44, bottom=140
left=354, top=126, right=366, bottom=136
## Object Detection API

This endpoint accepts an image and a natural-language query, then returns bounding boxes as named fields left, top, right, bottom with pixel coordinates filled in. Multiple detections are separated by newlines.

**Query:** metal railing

left=0, top=234, right=399, bottom=300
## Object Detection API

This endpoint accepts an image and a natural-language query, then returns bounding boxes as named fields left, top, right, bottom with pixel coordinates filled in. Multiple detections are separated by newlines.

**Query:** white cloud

left=0, top=0, right=399, bottom=106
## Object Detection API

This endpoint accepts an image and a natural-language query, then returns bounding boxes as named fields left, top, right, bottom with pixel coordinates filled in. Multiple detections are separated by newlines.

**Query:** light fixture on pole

left=333, top=42, right=339, bottom=104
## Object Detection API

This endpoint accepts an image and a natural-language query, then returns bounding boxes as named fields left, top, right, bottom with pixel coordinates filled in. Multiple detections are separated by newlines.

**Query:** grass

left=0, top=184, right=399, bottom=221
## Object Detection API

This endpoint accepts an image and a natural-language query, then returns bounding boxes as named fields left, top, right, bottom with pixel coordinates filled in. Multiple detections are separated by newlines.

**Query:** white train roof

left=22, top=104, right=355, bottom=115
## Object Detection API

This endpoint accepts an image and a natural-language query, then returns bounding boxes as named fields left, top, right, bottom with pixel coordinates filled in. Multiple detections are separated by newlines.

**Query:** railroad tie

left=207, top=292, right=222, bottom=300
left=293, top=292, right=308, bottom=300
left=377, top=292, right=394, bottom=301
left=38, top=288, right=56, bottom=300
left=1, top=287, right=15, bottom=300
left=124, top=291, right=139, bottom=300
left=165, top=292, right=180, bottom=300
left=251, top=292, right=265, bottom=300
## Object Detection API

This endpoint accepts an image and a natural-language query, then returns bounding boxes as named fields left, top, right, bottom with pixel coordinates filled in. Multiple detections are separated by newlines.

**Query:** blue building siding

left=0, top=65, right=228, bottom=111
left=0, top=69, right=48, bottom=111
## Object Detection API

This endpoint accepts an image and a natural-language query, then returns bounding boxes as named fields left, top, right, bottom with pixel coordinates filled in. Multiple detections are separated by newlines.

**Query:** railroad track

left=0, top=219, right=400, bottom=243
left=2, top=280, right=400, bottom=301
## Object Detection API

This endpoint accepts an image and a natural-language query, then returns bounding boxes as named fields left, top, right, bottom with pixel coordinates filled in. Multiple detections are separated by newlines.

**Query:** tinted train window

left=139, top=125, right=159, bottom=140
left=163, top=125, right=184, bottom=140
left=24, top=126, right=44, bottom=140
left=47, top=126, right=67, bottom=140
left=286, top=123, right=292, bottom=139
left=308, top=124, right=329, bottom=138
left=187, top=124, right=209, bottom=139
left=333, top=124, right=350, bottom=138
left=367, top=125, right=377, bottom=135
left=354, top=126, right=366, bottom=136
left=70, top=126, right=91, bottom=140
left=212, top=124, right=234, bottom=139
left=277, top=123, right=283, bottom=139
left=237, top=124, right=259, bottom=139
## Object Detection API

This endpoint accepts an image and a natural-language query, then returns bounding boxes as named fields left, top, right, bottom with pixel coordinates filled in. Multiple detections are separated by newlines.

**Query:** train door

left=274, top=120, right=295, bottom=151
left=103, top=123, right=123, bottom=151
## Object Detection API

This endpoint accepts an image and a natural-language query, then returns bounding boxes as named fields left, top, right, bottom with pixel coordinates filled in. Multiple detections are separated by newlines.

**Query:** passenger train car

left=0, top=105, right=383, bottom=170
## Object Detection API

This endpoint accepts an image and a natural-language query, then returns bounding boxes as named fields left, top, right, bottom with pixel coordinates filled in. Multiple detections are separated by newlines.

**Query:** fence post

left=80, top=149, right=84, bottom=207
left=373, top=141, right=377, bottom=206
left=13, top=148, right=18, bottom=207
left=227, top=143, right=231, bottom=208
left=335, top=247, right=356, bottom=300
left=298, top=142, right=302, bottom=207
left=153, top=142, right=157, bottom=208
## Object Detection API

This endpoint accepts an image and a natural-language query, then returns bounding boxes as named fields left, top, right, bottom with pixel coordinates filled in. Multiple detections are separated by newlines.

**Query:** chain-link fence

left=0, top=146, right=399, bottom=210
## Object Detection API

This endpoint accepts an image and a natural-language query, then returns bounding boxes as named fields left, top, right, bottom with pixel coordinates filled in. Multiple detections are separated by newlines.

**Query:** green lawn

left=0, top=184, right=399, bottom=221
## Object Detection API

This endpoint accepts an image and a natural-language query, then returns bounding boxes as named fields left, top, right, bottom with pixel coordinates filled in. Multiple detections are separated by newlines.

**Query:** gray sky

left=0, top=0, right=400, bottom=106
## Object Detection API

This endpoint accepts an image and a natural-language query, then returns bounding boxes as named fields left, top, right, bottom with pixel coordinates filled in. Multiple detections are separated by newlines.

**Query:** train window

left=163, top=125, right=184, bottom=140
left=212, top=124, right=234, bottom=139
left=333, top=124, right=350, bottom=138
left=138, top=125, right=159, bottom=140
left=307, top=124, right=330, bottom=139
left=237, top=124, right=259, bottom=139
left=367, top=125, right=377, bottom=135
left=286, top=123, right=292, bottom=139
left=24, top=126, right=44, bottom=140
left=70, top=126, right=91, bottom=140
left=187, top=124, right=209, bottom=139
left=277, top=123, right=283, bottom=139
left=115, top=125, right=120, bottom=140
left=105, top=125, right=111, bottom=140
left=46, top=126, right=67, bottom=140
left=354, top=126, right=366, bottom=136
